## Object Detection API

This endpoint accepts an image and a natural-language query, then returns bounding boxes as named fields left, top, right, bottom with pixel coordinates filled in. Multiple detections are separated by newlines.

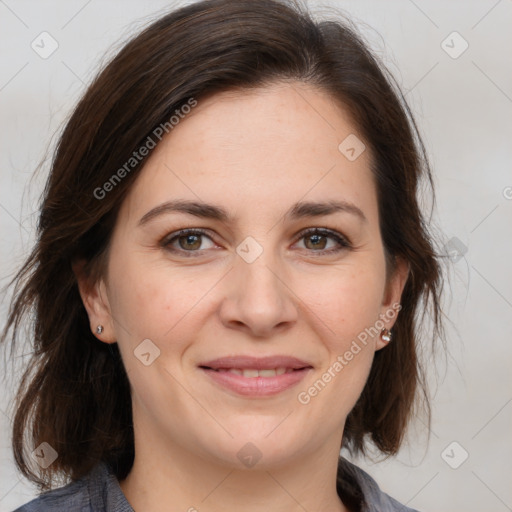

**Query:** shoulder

left=340, top=458, right=421, bottom=512
left=12, top=462, right=133, bottom=512
left=12, top=475, right=90, bottom=512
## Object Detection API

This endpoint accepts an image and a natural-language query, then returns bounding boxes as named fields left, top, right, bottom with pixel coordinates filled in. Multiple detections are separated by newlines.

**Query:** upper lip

left=199, top=355, right=313, bottom=370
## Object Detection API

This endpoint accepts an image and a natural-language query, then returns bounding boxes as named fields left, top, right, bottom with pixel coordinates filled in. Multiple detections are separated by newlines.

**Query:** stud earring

left=380, top=328, right=392, bottom=343
left=96, top=325, right=104, bottom=335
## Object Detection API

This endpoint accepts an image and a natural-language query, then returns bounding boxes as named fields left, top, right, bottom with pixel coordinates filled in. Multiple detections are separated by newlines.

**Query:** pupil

left=307, top=234, right=326, bottom=250
left=180, top=234, right=200, bottom=250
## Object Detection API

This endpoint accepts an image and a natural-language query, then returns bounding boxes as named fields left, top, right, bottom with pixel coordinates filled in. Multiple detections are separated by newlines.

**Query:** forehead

left=119, top=82, right=378, bottom=226
left=170, top=82, right=362, bottom=161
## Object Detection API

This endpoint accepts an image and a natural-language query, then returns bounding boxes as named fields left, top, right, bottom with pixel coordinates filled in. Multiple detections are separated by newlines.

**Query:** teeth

left=258, top=369, right=277, bottom=377
left=220, top=367, right=292, bottom=377
left=242, top=369, right=260, bottom=378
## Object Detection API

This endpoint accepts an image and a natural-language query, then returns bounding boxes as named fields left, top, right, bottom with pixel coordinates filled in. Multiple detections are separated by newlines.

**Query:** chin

left=192, top=430, right=303, bottom=470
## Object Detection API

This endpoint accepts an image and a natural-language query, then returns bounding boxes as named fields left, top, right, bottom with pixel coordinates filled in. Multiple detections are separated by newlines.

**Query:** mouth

left=200, top=367, right=303, bottom=377
left=198, top=355, right=313, bottom=397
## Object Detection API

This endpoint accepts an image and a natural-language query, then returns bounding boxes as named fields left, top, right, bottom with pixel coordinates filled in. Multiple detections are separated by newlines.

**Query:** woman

left=2, top=0, right=444, bottom=510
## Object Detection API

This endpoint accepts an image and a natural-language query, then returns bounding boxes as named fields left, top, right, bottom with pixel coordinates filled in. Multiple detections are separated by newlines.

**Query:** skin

left=75, top=81, right=408, bottom=512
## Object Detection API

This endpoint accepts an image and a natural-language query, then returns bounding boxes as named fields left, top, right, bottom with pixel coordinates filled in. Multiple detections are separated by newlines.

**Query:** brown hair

left=1, top=0, right=444, bottom=501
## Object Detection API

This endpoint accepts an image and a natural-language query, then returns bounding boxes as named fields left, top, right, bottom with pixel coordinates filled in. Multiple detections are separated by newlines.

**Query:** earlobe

left=72, top=259, right=116, bottom=343
left=375, top=328, right=393, bottom=350
left=376, top=256, right=409, bottom=350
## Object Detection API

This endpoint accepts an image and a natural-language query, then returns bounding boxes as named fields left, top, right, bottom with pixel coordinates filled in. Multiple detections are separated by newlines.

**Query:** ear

left=72, top=259, right=116, bottom=344
left=376, top=256, right=409, bottom=350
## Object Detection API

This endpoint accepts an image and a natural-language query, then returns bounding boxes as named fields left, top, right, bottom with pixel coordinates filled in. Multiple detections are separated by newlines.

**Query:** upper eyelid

left=298, top=227, right=351, bottom=243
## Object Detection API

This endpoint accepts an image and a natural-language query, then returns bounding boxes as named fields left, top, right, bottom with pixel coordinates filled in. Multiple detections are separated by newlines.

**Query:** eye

left=161, top=227, right=352, bottom=257
left=162, top=228, right=216, bottom=254
left=294, top=228, right=352, bottom=255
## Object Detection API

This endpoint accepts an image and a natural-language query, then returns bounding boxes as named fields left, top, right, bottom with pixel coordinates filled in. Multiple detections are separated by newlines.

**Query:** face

left=77, top=82, right=408, bottom=470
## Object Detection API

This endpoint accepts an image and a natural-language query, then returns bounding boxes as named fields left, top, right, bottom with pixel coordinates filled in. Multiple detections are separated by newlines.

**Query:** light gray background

left=1, top=1, right=511, bottom=511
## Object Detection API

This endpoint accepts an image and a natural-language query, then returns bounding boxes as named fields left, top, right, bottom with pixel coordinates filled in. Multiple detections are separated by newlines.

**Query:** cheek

left=297, top=265, right=385, bottom=345
left=106, top=253, right=220, bottom=349
left=293, top=262, right=385, bottom=400
left=106, top=258, right=207, bottom=404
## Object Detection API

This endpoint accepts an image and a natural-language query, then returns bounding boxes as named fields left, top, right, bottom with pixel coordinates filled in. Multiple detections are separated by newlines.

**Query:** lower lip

left=200, top=368, right=312, bottom=397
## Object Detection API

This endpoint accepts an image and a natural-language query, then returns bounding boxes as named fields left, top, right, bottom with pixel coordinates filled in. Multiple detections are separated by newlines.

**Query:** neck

left=119, top=423, right=349, bottom=512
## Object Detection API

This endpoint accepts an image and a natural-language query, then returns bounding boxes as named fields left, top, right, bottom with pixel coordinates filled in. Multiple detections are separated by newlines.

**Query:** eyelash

left=161, top=227, right=352, bottom=257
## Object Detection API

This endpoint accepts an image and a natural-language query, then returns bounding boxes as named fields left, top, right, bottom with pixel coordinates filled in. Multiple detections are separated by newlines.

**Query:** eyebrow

left=138, top=198, right=367, bottom=226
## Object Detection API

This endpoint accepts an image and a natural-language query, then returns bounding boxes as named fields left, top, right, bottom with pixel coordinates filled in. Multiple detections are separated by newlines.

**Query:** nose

left=218, top=249, right=298, bottom=338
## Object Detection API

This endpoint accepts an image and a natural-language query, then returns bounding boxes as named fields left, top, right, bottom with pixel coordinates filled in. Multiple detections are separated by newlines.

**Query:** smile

left=199, top=366, right=312, bottom=396
left=198, top=355, right=313, bottom=396
left=213, top=367, right=295, bottom=377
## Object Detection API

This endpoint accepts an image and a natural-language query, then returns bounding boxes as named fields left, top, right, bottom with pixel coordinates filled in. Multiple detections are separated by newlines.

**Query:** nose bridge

left=219, top=235, right=297, bottom=336
left=236, top=236, right=284, bottom=305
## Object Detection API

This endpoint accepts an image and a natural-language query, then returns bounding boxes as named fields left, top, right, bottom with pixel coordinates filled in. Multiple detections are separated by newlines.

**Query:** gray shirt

left=13, top=459, right=419, bottom=512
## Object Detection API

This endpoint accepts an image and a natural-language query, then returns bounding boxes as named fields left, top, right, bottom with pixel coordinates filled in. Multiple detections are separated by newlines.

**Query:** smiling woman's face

left=79, top=81, right=407, bottom=470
